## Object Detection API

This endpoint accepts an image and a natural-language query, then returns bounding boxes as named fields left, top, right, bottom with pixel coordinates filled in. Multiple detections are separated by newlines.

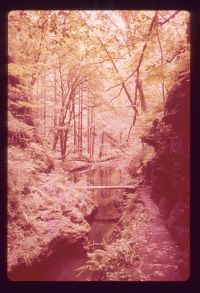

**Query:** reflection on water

left=71, top=166, right=122, bottom=202
left=71, top=166, right=121, bottom=185
left=72, top=166, right=122, bottom=244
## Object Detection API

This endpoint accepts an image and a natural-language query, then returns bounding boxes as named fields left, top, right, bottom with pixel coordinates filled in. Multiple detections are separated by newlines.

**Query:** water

left=9, top=166, right=123, bottom=281
left=81, top=167, right=122, bottom=244
left=43, top=166, right=123, bottom=281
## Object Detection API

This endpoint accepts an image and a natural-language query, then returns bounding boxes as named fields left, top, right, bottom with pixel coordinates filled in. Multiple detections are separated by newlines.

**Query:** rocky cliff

left=142, top=72, right=190, bottom=278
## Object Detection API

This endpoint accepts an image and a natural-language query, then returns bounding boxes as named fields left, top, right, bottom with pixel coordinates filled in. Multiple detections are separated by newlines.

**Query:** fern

left=75, top=265, right=90, bottom=278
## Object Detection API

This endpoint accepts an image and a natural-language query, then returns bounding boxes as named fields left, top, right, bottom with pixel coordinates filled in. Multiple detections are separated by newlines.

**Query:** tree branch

left=134, top=12, right=158, bottom=104
left=126, top=109, right=138, bottom=142
left=104, top=82, right=123, bottom=91
left=108, top=85, right=123, bottom=103
left=158, top=11, right=180, bottom=26
left=122, top=11, right=158, bottom=90
left=156, top=27, right=165, bottom=102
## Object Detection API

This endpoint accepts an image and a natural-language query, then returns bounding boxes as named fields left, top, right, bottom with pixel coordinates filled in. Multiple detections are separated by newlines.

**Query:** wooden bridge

left=76, top=185, right=136, bottom=191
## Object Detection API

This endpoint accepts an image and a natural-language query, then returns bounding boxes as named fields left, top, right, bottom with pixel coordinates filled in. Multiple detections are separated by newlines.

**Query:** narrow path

left=136, top=185, right=183, bottom=281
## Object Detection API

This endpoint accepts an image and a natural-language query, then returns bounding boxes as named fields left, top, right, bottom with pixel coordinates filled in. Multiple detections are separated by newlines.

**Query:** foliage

left=7, top=10, right=190, bottom=279
left=7, top=156, right=96, bottom=272
left=8, top=10, right=190, bottom=159
left=76, top=238, right=139, bottom=280
left=76, top=190, right=151, bottom=281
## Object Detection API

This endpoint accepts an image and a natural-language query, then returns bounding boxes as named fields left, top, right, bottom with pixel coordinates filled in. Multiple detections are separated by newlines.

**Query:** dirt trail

left=136, top=185, right=184, bottom=281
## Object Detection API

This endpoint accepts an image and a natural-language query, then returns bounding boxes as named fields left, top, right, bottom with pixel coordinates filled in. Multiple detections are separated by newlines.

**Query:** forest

left=7, top=10, right=190, bottom=281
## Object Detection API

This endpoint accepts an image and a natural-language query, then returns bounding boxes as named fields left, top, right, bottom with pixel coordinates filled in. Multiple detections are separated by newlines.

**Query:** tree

left=8, top=10, right=190, bottom=160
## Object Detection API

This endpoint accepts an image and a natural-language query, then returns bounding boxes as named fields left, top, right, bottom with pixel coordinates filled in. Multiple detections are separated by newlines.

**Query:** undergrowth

left=8, top=145, right=96, bottom=272
left=76, top=191, right=151, bottom=281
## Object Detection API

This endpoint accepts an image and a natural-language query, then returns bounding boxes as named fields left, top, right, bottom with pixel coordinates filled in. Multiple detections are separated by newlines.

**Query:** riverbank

left=8, top=145, right=188, bottom=281
left=8, top=157, right=135, bottom=281
left=79, top=176, right=185, bottom=281
left=7, top=164, right=96, bottom=279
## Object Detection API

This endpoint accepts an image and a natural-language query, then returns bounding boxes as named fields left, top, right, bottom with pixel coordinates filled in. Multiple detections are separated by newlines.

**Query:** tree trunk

left=90, top=95, right=95, bottom=159
left=43, top=73, right=46, bottom=135
left=92, top=125, right=95, bottom=158
left=79, top=87, right=83, bottom=156
left=78, top=90, right=81, bottom=155
left=52, top=69, right=58, bottom=151
left=157, top=28, right=165, bottom=103
left=73, top=95, right=77, bottom=153
left=99, top=132, right=105, bottom=158
left=102, top=45, right=135, bottom=110
left=137, top=79, right=147, bottom=112
left=87, top=89, right=90, bottom=156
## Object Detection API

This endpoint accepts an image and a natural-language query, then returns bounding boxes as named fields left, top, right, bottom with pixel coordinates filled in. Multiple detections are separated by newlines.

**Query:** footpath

left=136, top=185, right=184, bottom=281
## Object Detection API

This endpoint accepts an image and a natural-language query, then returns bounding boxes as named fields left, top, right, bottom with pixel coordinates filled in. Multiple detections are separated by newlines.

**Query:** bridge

left=76, top=185, right=136, bottom=191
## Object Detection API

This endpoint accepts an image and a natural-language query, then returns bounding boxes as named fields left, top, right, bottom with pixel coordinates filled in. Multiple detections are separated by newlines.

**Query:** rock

left=143, top=72, right=190, bottom=274
left=141, top=135, right=158, bottom=150
left=68, top=211, right=84, bottom=223
left=7, top=176, right=96, bottom=274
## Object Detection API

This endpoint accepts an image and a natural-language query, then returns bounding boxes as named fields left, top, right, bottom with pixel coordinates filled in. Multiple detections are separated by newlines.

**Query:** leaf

left=144, top=74, right=163, bottom=83
left=17, top=100, right=37, bottom=109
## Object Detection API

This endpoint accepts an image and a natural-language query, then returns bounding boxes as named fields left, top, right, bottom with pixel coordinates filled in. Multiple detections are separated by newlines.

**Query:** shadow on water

left=9, top=166, right=123, bottom=281
left=8, top=239, right=87, bottom=281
